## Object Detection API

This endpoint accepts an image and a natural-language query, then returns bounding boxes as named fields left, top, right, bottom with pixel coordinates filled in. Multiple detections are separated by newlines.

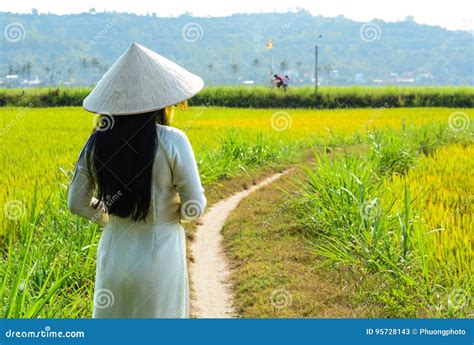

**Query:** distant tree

left=44, top=65, right=55, bottom=84
left=295, top=60, right=304, bottom=82
left=50, top=65, right=56, bottom=84
left=323, top=64, right=333, bottom=78
left=24, top=62, right=33, bottom=80
left=91, top=58, right=100, bottom=69
left=279, top=59, right=289, bottom=72
left=230, top=63, right=239, bottom=76
left=252, top=57, right=261, bottom=82
left=67, top=66, right=74, bottom=80
left=81, top=58, right=88, bottom=69
left=8, top=65, right=14, bottom=75
left=205, top=63, right=214, bottom=84
left=44, top=66, right=50, bottom=85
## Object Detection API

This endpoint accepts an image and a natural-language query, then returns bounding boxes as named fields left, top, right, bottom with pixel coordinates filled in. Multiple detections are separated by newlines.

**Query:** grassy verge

left=222, top=146, right=385, bottom=317
left=293, top=127, right=473, bottom=317
left=1, top=86, right=473, bottom=108
left=220, top=123, right=472, bottom=318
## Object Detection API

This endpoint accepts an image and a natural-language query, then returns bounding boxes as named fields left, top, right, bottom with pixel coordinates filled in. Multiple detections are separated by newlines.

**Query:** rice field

left=0, top=105, right=461, bottom=214
left=0, top=105, right=472, bottom=317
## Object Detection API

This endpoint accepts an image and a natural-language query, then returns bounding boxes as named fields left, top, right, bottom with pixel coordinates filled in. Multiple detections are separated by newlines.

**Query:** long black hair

left=80, top=109, right=169, bottom=222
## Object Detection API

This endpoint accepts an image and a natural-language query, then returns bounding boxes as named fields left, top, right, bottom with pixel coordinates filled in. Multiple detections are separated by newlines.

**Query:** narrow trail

left=190, top=169, right=292, bottom=318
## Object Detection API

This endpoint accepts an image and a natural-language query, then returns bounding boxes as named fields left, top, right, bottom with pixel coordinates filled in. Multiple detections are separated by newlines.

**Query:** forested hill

left=1, top=10, right=473, bottom=86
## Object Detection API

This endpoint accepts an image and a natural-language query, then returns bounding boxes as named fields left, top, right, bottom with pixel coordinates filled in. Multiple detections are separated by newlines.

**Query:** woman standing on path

left=68, top=43, right=207, bottom=318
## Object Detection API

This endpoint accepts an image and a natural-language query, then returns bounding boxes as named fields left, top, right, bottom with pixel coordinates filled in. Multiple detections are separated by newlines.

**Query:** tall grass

left=198, top=132, right=295, bottom=184
left=1, top=177, right=98, bottom=317
left=294, top=124, right=473, bottom=317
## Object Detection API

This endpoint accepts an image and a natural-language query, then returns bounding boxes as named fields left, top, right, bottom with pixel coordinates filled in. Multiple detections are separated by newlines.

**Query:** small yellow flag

left=265, top=39, right=273, bottom=50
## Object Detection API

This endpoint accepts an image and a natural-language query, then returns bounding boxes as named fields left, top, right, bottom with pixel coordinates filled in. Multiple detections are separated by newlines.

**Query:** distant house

left=329, top=70, right=339, bottom=79
left=5, top=75, right=19, bottom=87
left=388, top=73, right=398, bottom=83
left=354, top=73, right=365, bottom=84
left=26, top=76, right=41, bottom=86
left=398, top=72, right=415, bottom=83
left=416, top=73, right=434, bottom=84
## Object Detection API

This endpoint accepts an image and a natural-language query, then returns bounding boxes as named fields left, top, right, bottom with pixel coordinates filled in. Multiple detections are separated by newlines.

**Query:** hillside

left=1, top=10, right=473, bottom=86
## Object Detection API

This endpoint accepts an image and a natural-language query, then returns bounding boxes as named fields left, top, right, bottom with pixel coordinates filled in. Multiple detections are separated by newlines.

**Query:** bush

left=1, top=86, right=473, bottom=108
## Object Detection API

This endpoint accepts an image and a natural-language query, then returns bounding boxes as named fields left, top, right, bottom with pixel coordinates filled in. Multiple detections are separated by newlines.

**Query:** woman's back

left=68, top=42, right=205, bottom=318
left=106, top=124, right=206, bottom=226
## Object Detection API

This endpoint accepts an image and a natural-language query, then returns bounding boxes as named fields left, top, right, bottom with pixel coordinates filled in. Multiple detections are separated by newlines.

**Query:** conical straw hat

left=83, top=42, right=204, bottom=115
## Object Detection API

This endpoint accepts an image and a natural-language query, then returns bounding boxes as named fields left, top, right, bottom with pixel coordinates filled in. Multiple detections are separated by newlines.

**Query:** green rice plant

left=197, top=132, right=295, bottom=183
left=293, top=152, right=412, bottom=277
left=1, top=177, right=100, bottom=318
left=294, top=134, right=473, bottom=317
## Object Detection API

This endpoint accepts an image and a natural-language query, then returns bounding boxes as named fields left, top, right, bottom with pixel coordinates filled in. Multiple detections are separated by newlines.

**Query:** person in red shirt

left=273, top=74, right=285, bottom=89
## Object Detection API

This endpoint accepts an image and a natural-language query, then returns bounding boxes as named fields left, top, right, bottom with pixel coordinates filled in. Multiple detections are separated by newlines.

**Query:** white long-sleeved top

left=68, top=124, right=207, bottom=318
left=68, top=124, right=207, bottom=227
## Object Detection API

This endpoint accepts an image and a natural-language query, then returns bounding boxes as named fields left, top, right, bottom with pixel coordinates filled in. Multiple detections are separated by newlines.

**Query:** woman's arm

left=68, top=157, right=109, bottom=227
left=170, top=129, right=207, bottom=221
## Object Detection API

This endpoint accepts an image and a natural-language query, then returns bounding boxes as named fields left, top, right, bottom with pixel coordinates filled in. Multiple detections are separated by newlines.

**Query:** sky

left=1, top=0, right=473, bottom=31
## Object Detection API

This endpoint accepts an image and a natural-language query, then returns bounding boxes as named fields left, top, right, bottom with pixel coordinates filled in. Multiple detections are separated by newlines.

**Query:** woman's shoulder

left=156, top=124, right=190, bottom=148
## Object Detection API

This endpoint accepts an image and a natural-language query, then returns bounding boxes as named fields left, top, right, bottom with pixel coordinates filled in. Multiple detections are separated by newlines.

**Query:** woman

left=68, top=43, right=206, bottom=318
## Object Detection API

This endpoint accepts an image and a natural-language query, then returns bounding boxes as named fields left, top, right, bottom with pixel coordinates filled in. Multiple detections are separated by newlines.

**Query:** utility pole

left=314, top=45, right=318, bottom=92
left=314, top=35, right=322, bottom=92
